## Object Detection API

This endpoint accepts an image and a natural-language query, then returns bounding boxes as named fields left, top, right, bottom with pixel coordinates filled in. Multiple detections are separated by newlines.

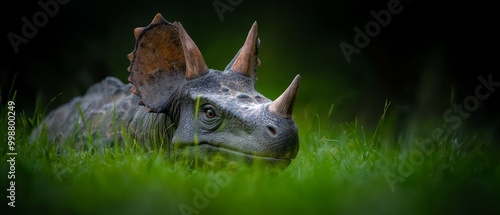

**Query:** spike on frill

left=134, top=27, right=145, bottom=39
left=127, top=53, right=133, bottom=73
left=151, top=13, right=164, bottom=24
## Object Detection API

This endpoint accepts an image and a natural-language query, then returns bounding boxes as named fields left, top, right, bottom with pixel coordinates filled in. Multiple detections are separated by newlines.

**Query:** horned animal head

left=128, top=13, right=300, bottom=167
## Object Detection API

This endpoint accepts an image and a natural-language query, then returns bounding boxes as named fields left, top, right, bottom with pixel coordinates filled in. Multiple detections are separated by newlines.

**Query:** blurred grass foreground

left=1, top=93, right=499, bottom=215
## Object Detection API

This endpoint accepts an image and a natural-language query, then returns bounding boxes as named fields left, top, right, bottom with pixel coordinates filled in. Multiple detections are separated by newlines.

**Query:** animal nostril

left=267, top=126, right=277, bottom=136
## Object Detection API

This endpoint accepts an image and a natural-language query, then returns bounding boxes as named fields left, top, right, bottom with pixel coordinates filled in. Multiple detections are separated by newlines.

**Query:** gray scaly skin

left=31, top=13, right=301, bottom=168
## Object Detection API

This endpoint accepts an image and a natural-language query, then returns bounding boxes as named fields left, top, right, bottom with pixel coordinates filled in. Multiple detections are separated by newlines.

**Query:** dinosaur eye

left=199, top=104, right=222, bottom=132
left=205, top=108, right=216, bottom=118
left=202, top=104, right=218, bottom=119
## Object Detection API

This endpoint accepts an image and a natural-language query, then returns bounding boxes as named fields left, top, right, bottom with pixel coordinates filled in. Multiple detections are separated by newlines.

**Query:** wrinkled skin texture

left=31, top=13, right=300, bottom=168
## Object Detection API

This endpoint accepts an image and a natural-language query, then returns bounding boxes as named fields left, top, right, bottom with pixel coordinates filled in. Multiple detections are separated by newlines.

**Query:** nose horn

left=268, top=75, right=301, bottom=118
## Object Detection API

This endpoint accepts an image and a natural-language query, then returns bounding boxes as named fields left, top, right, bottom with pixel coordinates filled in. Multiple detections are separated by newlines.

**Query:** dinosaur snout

left=262, top=120, right=299, bottom=160
left=264, top=74, right=301, bottom=159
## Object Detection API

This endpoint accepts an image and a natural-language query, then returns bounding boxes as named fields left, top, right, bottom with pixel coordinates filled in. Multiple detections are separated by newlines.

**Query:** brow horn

left=268, top=75, right=301, bottom=118
left=174, top=22, right=209, bottom=80
left=229, top=22, right=259, bottom=80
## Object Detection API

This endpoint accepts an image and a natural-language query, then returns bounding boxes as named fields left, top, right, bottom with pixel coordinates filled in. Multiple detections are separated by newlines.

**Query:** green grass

left=1, top=98, right=499, bottom=215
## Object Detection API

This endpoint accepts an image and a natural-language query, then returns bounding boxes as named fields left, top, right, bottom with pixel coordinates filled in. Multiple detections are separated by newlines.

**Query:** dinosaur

left=31, top=13, right=300, bottom=168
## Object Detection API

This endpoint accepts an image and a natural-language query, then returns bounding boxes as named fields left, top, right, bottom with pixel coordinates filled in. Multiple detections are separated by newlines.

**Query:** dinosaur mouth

left=175, top=142, right=292, bottom=167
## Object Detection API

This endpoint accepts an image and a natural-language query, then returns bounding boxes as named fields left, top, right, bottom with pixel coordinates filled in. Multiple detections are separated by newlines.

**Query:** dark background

left=1, top=0, right=498, bottom=142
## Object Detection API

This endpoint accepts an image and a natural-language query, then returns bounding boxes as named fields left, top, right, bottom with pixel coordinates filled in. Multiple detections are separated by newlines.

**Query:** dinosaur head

left=127, top=13, right=300, bottom=168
